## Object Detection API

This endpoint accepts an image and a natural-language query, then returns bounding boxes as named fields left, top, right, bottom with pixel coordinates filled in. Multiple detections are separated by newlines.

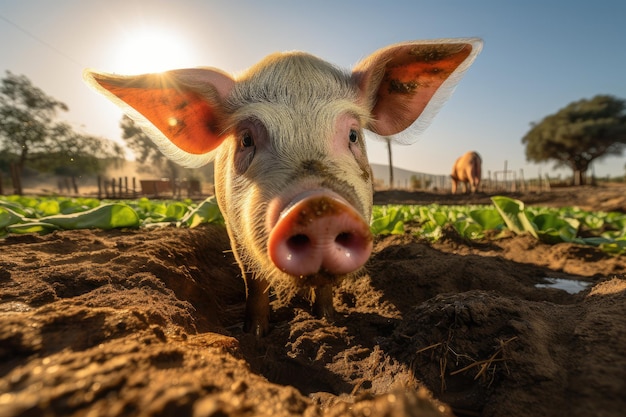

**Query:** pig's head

left=218, top=53, right=376, bottom=288
left=84, top=38, right=482, bottom=335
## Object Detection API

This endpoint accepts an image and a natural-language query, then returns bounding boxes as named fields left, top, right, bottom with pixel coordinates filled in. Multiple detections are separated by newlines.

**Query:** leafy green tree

left=39, top=123, right=124, bottom=176
left=0, top=71, right=68, bottom=173
left=522, top=95, right=626, bottom=185
left=0, top=71, right=123, bottom=177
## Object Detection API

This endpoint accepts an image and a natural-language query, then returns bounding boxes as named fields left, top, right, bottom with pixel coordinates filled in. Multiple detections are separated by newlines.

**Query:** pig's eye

left=241, top=131, right=254, bottom=148
left=235, top=126, right=259, bottom=175
left=349, top=129, right=359, bottom=143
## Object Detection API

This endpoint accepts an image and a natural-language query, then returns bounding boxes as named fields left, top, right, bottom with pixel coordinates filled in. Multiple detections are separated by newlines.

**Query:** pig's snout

left=268, top=193, right=373, bottom=278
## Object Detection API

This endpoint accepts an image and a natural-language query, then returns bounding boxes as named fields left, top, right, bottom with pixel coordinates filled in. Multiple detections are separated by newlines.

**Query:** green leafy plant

left=0, top=195, right=223, bottom=237
left=372, top=196, right=626, bottom=255
left=491, top=196, right=538, bottom=238
left=1, top=195, right=624, bottom=255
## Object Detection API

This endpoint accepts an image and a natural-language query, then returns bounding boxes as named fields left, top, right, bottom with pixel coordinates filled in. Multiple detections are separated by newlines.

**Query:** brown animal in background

left=451, top=151, right=482, bottom=193
left=84, top=38, right=482, bottom=336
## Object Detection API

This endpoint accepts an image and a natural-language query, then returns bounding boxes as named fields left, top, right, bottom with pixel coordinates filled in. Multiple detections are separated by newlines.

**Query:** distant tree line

left=0, top=71, right=123, bottom=194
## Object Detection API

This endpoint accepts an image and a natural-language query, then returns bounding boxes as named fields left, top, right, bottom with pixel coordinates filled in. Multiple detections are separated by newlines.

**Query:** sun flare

left=111, top=28, right=194, bottom=74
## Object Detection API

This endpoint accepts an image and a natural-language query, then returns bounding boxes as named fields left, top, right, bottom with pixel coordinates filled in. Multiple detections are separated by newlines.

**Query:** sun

left=111, top=28, right=195, bottom=74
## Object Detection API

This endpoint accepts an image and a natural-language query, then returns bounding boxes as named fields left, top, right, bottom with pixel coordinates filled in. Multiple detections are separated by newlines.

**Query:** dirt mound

left=1, top=185, right=625, bottom=416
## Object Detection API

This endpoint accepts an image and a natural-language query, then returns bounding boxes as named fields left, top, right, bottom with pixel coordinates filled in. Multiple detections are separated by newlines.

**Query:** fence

left=376, top=169, right=554, bottom=193
left=97, top=176, right=203, bottom=199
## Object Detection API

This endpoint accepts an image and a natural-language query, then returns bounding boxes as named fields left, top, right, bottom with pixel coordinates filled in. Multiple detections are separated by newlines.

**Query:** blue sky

left=1, top=0, right=625, bottom=179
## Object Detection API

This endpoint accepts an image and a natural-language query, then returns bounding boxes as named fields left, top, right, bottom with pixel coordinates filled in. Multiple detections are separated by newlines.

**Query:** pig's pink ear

left=83, top=68, right=235, bottom=168
left=353, top=38, right=482, bottom=144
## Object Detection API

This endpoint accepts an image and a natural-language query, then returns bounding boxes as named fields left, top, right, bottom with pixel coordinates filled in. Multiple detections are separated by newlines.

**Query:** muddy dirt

left=1, top=184, right=625, bottom=417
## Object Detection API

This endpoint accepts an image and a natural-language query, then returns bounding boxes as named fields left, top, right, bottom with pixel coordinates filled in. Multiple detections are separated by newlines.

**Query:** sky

left=1, top=0, right=625, bottom=180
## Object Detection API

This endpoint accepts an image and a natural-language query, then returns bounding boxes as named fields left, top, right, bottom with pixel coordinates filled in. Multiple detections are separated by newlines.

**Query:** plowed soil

left=1, top=184, right=625, bottom=417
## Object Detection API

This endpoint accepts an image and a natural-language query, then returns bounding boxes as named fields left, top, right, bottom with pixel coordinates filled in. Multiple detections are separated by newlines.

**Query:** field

left=1, top=184, right=625, bottom=417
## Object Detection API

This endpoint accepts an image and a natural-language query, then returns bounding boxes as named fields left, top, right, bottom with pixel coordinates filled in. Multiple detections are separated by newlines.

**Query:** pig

left=83, top=38, right=482, bottom=336
left=451, top=151, right=482, bottom=194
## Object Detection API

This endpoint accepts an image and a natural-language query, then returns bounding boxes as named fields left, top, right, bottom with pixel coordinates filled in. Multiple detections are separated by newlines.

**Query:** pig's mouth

left=266, top=190, right=373, bottom=282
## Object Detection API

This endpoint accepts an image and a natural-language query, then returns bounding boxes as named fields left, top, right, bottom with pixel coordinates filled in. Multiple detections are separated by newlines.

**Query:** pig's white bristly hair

left=370, top=38, right=483, bottom=146
left=82, top=69, right=220, bottom=169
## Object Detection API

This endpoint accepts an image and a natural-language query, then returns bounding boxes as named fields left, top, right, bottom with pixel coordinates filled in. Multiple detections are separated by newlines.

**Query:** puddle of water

left=535, top=278, right=591, bottom=294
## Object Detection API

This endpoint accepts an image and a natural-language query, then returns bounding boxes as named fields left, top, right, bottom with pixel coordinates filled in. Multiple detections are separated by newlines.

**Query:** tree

left=120, top=115, right=181, bottom=180
left=522, top=95, right=626, bottom=185
left=0, top=71, right=123, bottom=181
left=0, top=71, right=68, bottom=173
left=39, top=123, right=124, bottom=176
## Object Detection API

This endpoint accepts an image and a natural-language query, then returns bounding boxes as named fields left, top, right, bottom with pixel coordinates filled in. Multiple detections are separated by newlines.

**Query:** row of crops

left=372, top=196, right=626, bottom=254
left=1, top=195, right=625, bottom=254
left=0, top=196, right=223, bottom=235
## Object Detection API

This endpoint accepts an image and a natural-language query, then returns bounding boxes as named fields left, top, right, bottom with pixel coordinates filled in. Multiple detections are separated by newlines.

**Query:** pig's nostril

left=335, top=232, right=354, bottom=247
left=335, top=231, right=368, bottom=260
left=286, top=234, right=311, bottom=253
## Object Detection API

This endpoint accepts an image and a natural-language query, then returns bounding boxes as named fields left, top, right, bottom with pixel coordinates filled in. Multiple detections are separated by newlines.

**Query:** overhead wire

left=0, top=12, right=84, bottom=69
